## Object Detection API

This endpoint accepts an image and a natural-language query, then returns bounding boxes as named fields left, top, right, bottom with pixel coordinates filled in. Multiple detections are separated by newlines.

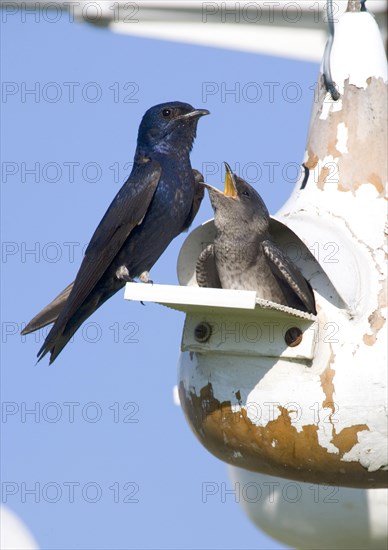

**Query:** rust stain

left=332, top=425, right=369, bottom=457
left=363, top=334, right=375, bottom=346
left=317, top=166, right=331, bottom=191
left=363, top=286, right=387, bottom=346
left=327, top=137, right=341, bottom=159
left=179, top=381, right=387, bottom=489
left=320, top=352, right=335, bottom=412
left=337, top=180, right=350, bottom=193
left=368, top=173, right=384, bottom=194
left=306, top=77, right=387, bottom=195
left=319, top=353, right=369, bottom=459
left=304, top=150, right=319, bottom=169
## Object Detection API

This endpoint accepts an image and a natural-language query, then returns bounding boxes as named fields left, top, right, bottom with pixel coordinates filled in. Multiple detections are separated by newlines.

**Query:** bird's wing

left=48, top=158, right=161, bottom=330
left=181, top=169, right=205, bottom=231
left=196, top=244, right=222, bottom=288
left=21, top=282, right=74, bottom=335
left=262, top=240, right=317, bottom=314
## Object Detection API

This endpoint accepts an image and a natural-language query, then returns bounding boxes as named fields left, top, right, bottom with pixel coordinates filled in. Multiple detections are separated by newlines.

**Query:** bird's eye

left=242, top=190, right=250, bottom=197
left=162, top=109, right=171, bottom=117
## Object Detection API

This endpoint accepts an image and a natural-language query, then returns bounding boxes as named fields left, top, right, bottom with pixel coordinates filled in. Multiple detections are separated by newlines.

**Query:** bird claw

left=116, top=265, right=134, bottom=283
left=139, top=271, right=153, bottom=285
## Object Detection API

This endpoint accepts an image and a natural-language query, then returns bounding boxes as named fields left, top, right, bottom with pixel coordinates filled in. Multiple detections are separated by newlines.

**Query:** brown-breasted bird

left=196, top=163, right=316, bottom=315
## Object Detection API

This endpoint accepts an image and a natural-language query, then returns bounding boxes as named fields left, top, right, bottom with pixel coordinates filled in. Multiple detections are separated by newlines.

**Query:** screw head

left=194, top=322, right=212, bottom=343
left=285, top=327, right=303, bottom=347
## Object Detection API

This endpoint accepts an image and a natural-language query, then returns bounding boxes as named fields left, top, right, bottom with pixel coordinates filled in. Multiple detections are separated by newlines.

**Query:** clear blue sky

left=1, top=11, right=319, bottom=550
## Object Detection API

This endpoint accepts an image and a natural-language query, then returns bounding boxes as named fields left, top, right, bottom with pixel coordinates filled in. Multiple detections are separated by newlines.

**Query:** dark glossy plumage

left=196, top=163, right=316, bottom=315
left=22, top=102, right=209, bottom=363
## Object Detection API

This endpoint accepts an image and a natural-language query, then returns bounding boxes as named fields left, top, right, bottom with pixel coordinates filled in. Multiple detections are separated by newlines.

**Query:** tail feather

left=37, top=331, right=78, bottom=365
left=36, top=284, right=123, bottom=364
left=21, top=282, right=74, bottom=335
left=36, top=290, right=101, bottom=364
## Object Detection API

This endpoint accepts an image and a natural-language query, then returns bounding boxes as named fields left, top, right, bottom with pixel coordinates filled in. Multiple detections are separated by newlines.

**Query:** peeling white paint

left=245, top=365, right=326, bottom=433
left=331, top=13, right=388, bottom=93
left=319, top=95, right=343, bottom=121
left=343, top=430, right=388, bottom=472
left=316, top=420, right=339, bottom=456
left=279, top=181, right=387, bottom=250
left=336, top=122, right=349, bottom=154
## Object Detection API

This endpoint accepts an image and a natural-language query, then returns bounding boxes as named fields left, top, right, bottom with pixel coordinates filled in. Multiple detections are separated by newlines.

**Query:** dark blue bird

left=22, top=102, right=209, bottom=363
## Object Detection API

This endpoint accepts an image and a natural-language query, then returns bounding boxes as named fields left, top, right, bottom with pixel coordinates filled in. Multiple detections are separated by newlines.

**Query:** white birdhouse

left=125, top=1, right=387, bottom=490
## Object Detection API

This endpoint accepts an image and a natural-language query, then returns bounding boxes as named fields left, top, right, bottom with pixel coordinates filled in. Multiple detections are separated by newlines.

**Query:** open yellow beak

left=223, top=162, right=237, bottom=198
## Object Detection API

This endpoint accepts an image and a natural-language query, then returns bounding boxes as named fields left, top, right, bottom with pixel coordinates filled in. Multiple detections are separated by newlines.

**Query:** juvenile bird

left=22, top=102, right=209, bottom=363
left=196, top=163, right=316, bottom=314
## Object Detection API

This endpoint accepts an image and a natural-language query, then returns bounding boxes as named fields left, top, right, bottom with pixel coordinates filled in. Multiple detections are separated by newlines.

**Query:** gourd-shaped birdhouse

left=125, top=0, right=387, bottom=489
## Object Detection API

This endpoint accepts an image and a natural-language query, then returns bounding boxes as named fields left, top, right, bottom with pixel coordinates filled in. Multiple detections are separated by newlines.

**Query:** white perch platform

left=125, top=283, right=316, bottom=361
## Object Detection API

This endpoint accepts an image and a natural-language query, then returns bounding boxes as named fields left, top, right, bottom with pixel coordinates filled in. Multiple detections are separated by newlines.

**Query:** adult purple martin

left=196, top=163, right=316, bottom=315
left=22, top=102, right=209, bottom=363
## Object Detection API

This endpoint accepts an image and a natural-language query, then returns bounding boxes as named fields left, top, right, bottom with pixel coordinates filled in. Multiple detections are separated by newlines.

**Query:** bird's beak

left=223, top=162, right=238, bottom=199
left=179, top=108, right=210, bottom=120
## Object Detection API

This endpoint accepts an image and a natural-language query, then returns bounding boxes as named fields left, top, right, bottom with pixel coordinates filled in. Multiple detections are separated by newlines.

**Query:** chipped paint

left=317, top=164, right=331, bottom=190
left=304, top=77, right=387, bottom=195
left=304, top=150, right=319, bottom=170
left=178, top=378, right=387, bottom=488
left=363, top=286, right=387, bottom=345
left=320, top=352, right=335, bottom=411
left=330, top=12, right=387, bottom=92
left=319, top=94, right=343, bottom=121
left=331, top=425, right=369, bottom=457
left=344, top=431, right=388, bottom=472
left=336, top=122, right=349, bottom=154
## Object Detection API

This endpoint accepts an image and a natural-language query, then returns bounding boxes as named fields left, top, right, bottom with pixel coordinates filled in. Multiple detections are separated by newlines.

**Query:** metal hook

left=322, top=0, right=340, bottom=100
left=347, top=0, right=362, bottom=11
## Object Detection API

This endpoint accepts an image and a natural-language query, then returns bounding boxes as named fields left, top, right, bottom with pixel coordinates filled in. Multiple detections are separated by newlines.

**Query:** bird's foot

left=116, top=265, right=134, bottom=283
left=139, top=271, right=153, bottom=285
